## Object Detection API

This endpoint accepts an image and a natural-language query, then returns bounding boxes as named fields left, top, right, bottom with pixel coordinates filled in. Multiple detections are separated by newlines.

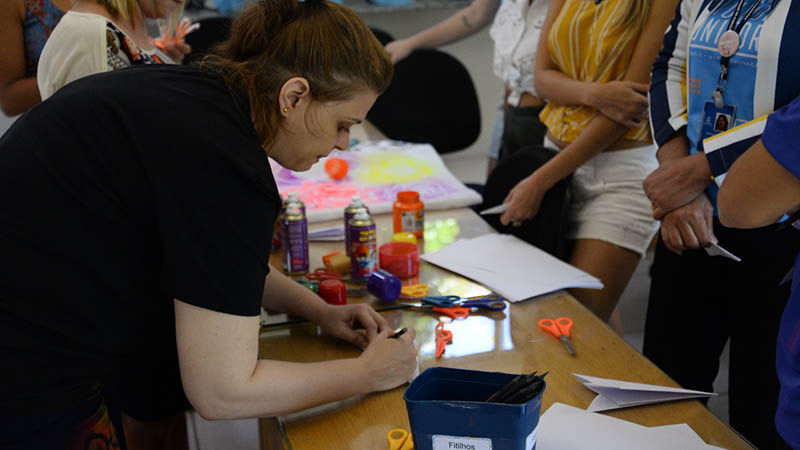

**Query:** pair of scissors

left=435, top=322, right=453, bottom=358
left=538, top=317, right=576, bottom=356
left=417, top=295, right=462, bottom=308
left=387, top=428, right=414, bottom=450
left=458, top=296, right=507, bottom=312
left=396, top=301, right=471, bottom=319
left=400, top=284, right=430, bottom=298
left=306, top=267, right=347, bottom=282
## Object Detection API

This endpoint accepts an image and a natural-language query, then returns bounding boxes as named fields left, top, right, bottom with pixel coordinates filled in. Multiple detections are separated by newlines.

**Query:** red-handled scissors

left=435, top=322, right=453, bottom=358
left=306, top=267, right=347, bottom=282
left=538, top=317, right=576, bottom=356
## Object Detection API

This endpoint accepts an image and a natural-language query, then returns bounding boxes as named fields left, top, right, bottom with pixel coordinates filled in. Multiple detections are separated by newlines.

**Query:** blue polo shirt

left=763, top=97, right=800, bottom=449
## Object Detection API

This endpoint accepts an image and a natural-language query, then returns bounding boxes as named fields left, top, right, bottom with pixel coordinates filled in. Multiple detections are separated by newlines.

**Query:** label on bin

left=432, top=435, right=492, bottom=450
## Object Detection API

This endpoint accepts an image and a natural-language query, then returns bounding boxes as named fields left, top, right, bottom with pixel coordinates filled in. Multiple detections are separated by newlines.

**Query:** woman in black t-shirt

left=0, top=0, right=417, bottom=448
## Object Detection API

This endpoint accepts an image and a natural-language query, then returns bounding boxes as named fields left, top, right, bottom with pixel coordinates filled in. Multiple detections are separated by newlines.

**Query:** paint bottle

left=280, top=205, right=308, bottom=275
left=344, top=196, right=368, bottom=257
left=348, top=208, right=377, bottom=281
left=393, top=191, right=425, bottom=238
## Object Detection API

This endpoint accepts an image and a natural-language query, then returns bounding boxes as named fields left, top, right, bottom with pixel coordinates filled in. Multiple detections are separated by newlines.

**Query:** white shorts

left=544, top=136, right=659, bottom=256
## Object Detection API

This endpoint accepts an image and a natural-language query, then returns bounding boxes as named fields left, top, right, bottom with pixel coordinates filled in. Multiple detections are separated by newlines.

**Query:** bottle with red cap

left=393, top=191, right=424, bottom=238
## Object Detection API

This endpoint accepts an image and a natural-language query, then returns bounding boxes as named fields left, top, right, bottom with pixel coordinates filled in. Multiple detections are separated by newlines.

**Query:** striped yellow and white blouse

left=539, top=0, right=651, bottom=144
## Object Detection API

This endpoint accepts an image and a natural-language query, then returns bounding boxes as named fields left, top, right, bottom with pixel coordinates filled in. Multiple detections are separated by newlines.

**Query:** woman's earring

left=283, top=107, right=288, bottom=113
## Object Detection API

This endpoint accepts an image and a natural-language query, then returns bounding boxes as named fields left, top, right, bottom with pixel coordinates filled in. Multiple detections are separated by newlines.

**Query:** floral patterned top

left=38, top=11, right=174, bottom=100
left=105, top=21, right=168, bottom=70
left=22, top=0, right=65, bottom=76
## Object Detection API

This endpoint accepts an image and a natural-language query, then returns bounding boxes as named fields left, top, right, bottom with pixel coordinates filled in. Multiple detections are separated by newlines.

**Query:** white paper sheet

left=536, top=403, right=725, bottom=450
left=308, top=225, right=345, bottom=242
left=573, top=374, right=717, bottom=412
left=419, top=234, right=602, bottom=302
left=704, top=243, right=742, bottom=262
left=479, top=204, right=509, bottom=215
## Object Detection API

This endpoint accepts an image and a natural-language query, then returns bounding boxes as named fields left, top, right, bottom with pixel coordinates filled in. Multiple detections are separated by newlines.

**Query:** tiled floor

left=0, top=6, right=730, bottom=448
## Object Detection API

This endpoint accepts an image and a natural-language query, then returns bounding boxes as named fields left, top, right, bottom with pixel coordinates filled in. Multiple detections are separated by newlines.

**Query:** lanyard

left=714, top=0, right=763, bottom=105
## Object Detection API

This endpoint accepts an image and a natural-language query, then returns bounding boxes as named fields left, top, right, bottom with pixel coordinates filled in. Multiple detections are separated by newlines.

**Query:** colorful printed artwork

left=270, top=141, right=483, bottom=223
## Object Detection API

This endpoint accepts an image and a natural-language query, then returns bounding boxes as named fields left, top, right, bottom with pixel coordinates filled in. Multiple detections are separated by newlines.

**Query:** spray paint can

left=344, top=196, right=368, bottom=257
left=281, top=205, right=308, bottom=275
left=287, top=193, right=305, bottom=215
left=348, top=208, right=377, bottom=280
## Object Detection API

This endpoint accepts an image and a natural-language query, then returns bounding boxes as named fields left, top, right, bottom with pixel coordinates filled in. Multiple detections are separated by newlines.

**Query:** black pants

left=644, top=218, right=800, bottom=449
left=498, top=104, right=548, bottom=161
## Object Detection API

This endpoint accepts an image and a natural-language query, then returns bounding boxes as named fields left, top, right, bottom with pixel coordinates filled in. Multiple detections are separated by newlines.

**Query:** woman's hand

left=162, top=40, right=192, bottom=64
left=500, top=173, right=551, bottom=226
left=358, top=329, right=418, bottom=391
left=644, top=153, right=713, bottom=219
left=586, top=81, right=650, bottom=128
left=315, top=303, right=390, bottom=349
left=658, top=194, right=716, bottom=255
left=385, top=39, right=415, bottom=64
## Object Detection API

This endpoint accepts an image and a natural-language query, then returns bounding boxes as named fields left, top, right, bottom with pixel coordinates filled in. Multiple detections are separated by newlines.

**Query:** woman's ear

left=278, top=77, right=311, bottom=115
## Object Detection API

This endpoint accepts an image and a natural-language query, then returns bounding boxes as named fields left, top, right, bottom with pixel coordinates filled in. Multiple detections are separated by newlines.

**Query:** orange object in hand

left=324, top=157, right=348, bottom=180
left=393, top=191, right=424, bottom=238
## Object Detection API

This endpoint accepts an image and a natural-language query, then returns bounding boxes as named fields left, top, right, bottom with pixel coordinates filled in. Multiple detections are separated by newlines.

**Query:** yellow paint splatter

left=358, top=154, right=433, bottom=184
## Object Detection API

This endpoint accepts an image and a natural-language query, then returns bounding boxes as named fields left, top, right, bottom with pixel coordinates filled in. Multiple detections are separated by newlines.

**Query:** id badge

left=699, top=101, right=737, bottom=145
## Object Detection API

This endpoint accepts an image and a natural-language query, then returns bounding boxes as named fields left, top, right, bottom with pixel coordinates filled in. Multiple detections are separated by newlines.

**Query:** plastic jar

left=393, top=191, right=424, bottom=238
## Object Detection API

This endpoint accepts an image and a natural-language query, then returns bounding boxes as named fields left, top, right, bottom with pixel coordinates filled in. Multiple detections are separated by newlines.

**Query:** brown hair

left=615, top=0, right=653, bottom=30
left=95, top=0, right=183, bottom=31
left=200, top=0, right=393, bottom=149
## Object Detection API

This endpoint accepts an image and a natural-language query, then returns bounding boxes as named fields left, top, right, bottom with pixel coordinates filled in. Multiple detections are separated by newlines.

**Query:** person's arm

left=384, top=0, right=500, bottom=63
left=501, top=0, right=679, bottom=225
left=262, top=265, right=389, bottom=348
left=718, top=139, right=800, bottom=228
left=175, top=298, right=417, bottom=420
left=0, top=0, right=41, bottom=116
left=642, top=0, right=713, bottom=219
left=532, top=0, right=655, bottom=128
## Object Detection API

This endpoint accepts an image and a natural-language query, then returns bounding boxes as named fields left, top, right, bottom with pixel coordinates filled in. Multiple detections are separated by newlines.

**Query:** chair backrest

left=480, top=146, right=572, bottom=261
left=367, top=43, right=481, bottom=154
left=184, top=17, right=232, bottom=64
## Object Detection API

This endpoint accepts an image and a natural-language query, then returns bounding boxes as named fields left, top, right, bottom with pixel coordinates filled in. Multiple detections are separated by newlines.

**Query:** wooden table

left=258, top=208, right=753, bottom=450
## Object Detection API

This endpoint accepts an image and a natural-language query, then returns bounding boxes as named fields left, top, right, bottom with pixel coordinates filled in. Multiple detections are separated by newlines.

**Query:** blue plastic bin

left=403, top=367, right=545, bottom=450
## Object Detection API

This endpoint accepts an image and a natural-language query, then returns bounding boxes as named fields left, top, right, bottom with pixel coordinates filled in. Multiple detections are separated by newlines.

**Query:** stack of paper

left=419, top=234, right=602, bottom=302
left=537, top=403, right=725, bottom=450
left=308, top=225, right=344, bottom=242
left=573, top=374, right=717, bottom=412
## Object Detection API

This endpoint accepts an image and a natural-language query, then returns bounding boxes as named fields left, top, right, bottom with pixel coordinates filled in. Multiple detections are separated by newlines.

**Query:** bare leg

left=567, top=239, right=640, bottom=323
left=122, top=412, right=189, bottom=450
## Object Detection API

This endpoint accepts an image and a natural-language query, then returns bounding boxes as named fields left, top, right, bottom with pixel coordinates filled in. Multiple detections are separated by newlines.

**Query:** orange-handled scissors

left=538, top=317, right=576, bottom=356
left=306, top=267, right=347, bottom=282
left=435, top=322, right=453, bottom=358
left=387, top=428, right=414, bottom=450
left=400, top=284, right=430, bottom=298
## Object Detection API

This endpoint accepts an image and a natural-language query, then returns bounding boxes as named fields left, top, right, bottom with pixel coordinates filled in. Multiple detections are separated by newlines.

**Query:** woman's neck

left=71, top=0, right=154, bottom=50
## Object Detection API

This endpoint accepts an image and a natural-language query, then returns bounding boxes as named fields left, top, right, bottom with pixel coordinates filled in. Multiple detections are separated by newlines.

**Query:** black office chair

left=183, top=17, right=232, bottom=64
left=479, top=146, right=573, bottom=261
left=367, top=30, right=481, bottom=154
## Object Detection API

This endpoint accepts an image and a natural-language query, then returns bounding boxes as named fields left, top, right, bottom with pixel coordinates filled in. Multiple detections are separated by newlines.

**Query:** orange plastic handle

left=435, top=323, right=453, bottom=358
left=433, top=306, right=470, bottom=319
left=555, top=317, right=573, bottom=338
left=387, top=428, right=412, bottom=450
left=538, top=319, right=561, bottom=338
left=538, top=317, right=574, bottom=338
